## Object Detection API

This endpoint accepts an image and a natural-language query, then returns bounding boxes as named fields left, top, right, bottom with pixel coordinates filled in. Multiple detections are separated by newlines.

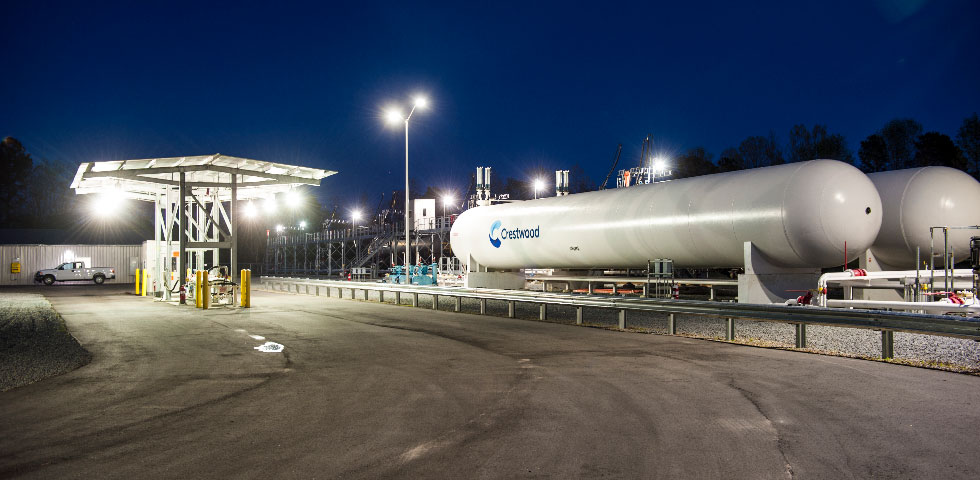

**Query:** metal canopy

left=70, top=154, right=335, bottom=201
left=68, top=154, right=335, bottom=303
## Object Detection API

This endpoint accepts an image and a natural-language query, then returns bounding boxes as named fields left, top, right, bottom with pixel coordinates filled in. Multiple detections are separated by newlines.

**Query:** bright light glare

left=244, top=201, right=257, bottom=218
left=286, top=189, right=302, bottom=208
left=276, top=225, right=284, bottom=233
left=653, top=157, right=667, bottom=172
left=263, top=198, right=277, bottom=213
left=299, top=221, right=307, bottom=229
left=442, top=195, right=454, bottom=205
left=92, top=192, right=122, bottom=217
left=414, top=96, right=428, bottom=109
left=533, top=179, right=544, bottom=191
left=385, top=108, right=404, bottom=126
left=351, top=209, right=362, bottom=221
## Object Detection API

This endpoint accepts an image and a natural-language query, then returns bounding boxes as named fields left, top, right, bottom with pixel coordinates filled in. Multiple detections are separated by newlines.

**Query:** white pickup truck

left=34, top=262, right=116, bottom=285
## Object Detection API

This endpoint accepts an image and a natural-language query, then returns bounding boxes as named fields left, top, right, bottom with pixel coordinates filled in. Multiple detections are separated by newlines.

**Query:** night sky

left=3, top=0, right=978, bottom=209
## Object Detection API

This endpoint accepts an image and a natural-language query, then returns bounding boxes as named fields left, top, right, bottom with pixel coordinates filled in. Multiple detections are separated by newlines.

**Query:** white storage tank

left=451, top=160, right=882, bottom=270
left=867, top=167, right=980, bottom=269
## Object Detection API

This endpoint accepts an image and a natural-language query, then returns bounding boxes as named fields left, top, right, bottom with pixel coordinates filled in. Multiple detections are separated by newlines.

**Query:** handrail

left=257, top=276, right=980, bottom=358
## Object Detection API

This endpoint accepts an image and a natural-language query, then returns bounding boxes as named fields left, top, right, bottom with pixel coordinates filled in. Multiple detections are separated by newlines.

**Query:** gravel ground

left=0, top=293, right=91, bottom=391
left=306, top=285, right=980, bottom=371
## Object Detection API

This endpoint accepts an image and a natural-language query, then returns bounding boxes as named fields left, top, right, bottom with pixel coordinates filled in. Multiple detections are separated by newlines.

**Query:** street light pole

left=386, top=96, right=427, bottom=284
left=404, top=113, right=410, bottom=282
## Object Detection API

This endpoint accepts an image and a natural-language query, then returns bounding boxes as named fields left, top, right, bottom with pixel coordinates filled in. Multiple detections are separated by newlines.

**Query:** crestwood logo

left=489, top=220, right=540, bottom=248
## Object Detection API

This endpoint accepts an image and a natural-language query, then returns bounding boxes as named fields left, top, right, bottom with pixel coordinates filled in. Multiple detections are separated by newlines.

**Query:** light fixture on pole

left=384, top=95, right=429, bottom=283
left=442, top=194, right=454, bottom=219
left=533, top=179, right=544, bottom=199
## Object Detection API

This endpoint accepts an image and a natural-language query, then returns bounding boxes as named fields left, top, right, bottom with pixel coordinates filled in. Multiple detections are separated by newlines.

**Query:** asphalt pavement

left=1, top=285, right=979, bottom=479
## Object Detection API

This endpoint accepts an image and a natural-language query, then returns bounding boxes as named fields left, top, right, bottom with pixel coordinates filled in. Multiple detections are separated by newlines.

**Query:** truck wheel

left=43, top=275, right=55, bottom=286
left=93, top=274, right=105, bottom=285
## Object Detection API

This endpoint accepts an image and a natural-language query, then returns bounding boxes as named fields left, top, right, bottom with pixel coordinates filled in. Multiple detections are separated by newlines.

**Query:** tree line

left=667, top=114, right=980, bottom=181
left=0, top=137, right=76, bottom=228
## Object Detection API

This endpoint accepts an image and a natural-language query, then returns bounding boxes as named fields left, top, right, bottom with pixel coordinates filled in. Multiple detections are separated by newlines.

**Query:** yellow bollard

left=202, top=270, right=210, bottom=310
left=239, top=269, right=247, bottom=308
left=134, top=268, right=141, bottom=295
left=141, top=270, right=148, bottom=297
left=244, top=269, right=252, bottom=308
left=195, top=271, right=203, bottom=308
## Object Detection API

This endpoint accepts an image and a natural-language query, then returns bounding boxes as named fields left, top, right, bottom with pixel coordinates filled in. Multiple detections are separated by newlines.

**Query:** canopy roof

left=70, top=154, right=336, bottom=201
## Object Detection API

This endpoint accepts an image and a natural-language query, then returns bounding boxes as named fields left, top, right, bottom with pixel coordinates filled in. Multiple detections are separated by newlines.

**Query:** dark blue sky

left=3, top=0, right=978, bottom=209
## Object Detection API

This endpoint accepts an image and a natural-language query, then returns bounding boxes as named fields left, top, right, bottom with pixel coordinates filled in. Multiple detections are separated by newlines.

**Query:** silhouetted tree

left=568, top=163, right=596, bottom=193
left=787, top=124, right=853, bottom=163
left=673, top=147, right=717, bottom=179
left=858, top=134, right=890, bottom=173
left=956, top=113, right=980, bottom=179
left=914, top=132, right=966, bottom=170
left=716, top=147, right=745, bottom=172
left=738, top=133, right=783, bottom=168
left=501, top=177, right=529, bottom=200
left=881, top=118, right=922, bottom=169
left=1, top=137, right=34, bottom=225
left=24, top=159, right=73, bottom=226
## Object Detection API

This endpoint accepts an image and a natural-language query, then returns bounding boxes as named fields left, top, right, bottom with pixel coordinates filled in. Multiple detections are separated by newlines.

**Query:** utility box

left=649, top=259, right=673, bottom=277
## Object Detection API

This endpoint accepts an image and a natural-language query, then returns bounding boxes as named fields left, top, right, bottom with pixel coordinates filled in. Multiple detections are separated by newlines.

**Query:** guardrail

left=257, top=276, right=980, bottom=360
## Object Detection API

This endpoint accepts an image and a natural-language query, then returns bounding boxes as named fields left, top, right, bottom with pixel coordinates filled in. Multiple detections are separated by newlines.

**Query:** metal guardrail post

left=539, top=304, right=547, bottom=321
left=795, top=324, right=807, bottom=348
left=379, top=290, right=384, bottom=302
left=618, top=309, right=627, bottom=329
left=395, top=291, right=401, bottom=305
left=667, top=313, right=676, bottom=334
left=588, top=282, right=594, bottom=294
left=508, top=301, right=516, bottom=318
left=709, top=286, right=716, bottom=301
left=432, top=295, right=439, bottom=310
left=363, top=289, right=369, bottom=301
left=412, top=293, right=419, bottom=307
left=576, top=306, right=583, bottom=325
left=480, top=298, right=487, bottom=315
left=881, top=331, right=895, bottom=359
left=455, top=297, right=461, bottom=312
left=725, top=317, right=735, bottom=341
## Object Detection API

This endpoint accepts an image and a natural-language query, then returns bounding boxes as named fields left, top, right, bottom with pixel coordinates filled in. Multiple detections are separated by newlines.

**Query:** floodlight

left=286, top=189, right=302, bottom=208
left=92, top=192, right=121, bottom=217
left=352, top=209, right=362, bottom=221
left=654, top=157, right=667, bottom=172
left=385, top=108, right=404, bottom=126
left=534, top=179, right=544, bottom=191
left=243, top=201, right=258, bottom=218
left=442, top=195, right=454, bottom=205
left=414, top=96, right=428, bottom=109
left=276, top=225, right=284, bottom=233
left=299, top=221, right=307, bottom=229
